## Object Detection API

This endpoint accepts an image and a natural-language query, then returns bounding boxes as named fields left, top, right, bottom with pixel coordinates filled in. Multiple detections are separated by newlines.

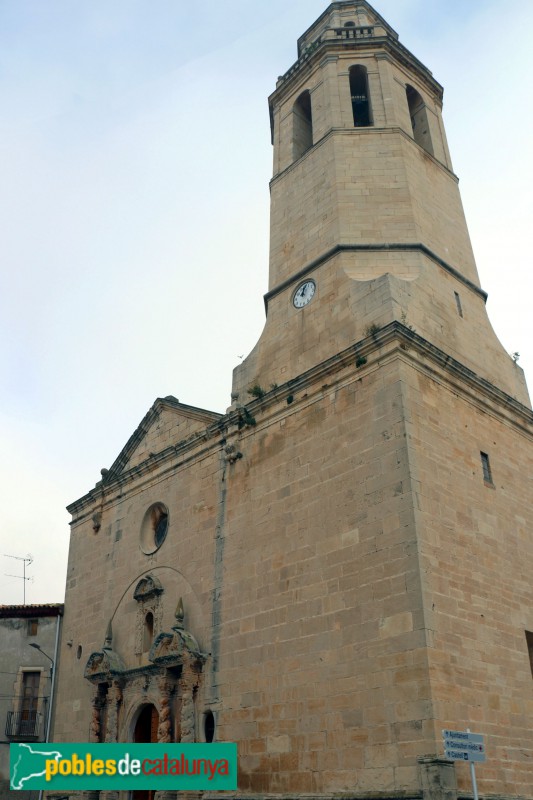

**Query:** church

left=50, top=2, right=533, bottom=799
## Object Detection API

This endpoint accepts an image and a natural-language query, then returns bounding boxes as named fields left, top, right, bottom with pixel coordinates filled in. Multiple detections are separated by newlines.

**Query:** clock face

left=293, top=280, right=316, bottom=308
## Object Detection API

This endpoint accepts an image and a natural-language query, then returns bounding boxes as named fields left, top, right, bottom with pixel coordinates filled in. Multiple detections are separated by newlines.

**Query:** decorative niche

left=133, top=574, right=164, bottom=657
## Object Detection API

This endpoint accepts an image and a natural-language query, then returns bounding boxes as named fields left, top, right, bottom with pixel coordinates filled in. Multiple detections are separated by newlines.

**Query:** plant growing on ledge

left=304, top=40, right=320, bottom=57
left=364, top=323, right=380, bottom=338
left=247, top=384, right=266, bottom=399
left=355, top=355, right=367, bottom=368
left=237, top=407, right=256, bottom=430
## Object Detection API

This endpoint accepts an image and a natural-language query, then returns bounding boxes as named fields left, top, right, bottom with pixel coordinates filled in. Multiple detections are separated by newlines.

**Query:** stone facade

left=51, top=3, right=532, bottom=800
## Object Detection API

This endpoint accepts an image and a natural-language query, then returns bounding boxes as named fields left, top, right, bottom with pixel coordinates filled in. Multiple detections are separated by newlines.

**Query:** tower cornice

left=297, top=0, right=400, bottom=55
left=241, top=323, right=533, bottom=439
left=262, top=242, right=487, bottom=315
left=270, top=18, right=443, bottom=128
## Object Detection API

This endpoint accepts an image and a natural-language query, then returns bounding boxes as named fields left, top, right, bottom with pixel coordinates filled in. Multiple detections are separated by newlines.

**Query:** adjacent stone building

left=51, top=2, right=533, bottom=799
left=0, top=603, right=63, bottom=797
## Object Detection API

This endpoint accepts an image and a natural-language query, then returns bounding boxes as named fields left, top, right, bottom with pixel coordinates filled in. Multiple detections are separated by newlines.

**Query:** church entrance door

left=132, top=704, right=159, bottom=800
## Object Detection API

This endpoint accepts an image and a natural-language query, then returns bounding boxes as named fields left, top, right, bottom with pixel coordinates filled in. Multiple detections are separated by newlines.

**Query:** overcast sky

left=1, top=0, right=531, bottom=606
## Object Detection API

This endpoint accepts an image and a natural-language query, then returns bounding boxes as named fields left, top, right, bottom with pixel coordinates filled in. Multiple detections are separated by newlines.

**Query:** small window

left=454, top=291, right=463, bottom=318
left=27, top=619, right=38, bottom=637
left=526, top=631, right=533, bottom=678
left=349, top=65, right=372, bottom=127
left=292, top=90, right=313, bottom=161
left=143, top=612, right=154, bottom=653
left=140, top=502, right=169, bottom=554
left=344, top=21, right=356, bottom=27
left=76, top=645, right=83, bottom=660
left=480, top=452, right=493, bottom=484
left=153, top=507, right=168, bottom=548
left=204, top=710, right=215, bottom=743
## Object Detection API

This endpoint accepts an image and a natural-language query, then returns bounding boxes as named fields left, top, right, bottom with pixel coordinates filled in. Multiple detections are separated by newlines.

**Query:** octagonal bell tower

left=233, top=0, right=529, bottom=409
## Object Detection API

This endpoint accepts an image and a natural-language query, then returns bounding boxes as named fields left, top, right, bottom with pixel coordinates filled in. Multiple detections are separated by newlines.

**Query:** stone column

left=104, top=681, right=122, bottom=743
left=181, top=687, right=196, bottom=742
left=89, top=688, right=104, bottom=743
left=418, top=756, right=457, bottom=800
left=180, top=662, right=196, bottom=743
left=157, top=676, right=172, bottom=743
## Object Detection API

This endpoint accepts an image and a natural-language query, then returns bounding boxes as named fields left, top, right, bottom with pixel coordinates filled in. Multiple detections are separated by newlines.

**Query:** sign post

left=469, top=758, right=479, bottom=800
left=442, top=728, right=485, bottom=800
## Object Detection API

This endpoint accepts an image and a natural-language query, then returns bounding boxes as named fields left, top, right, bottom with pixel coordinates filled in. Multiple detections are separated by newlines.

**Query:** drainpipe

left=38, top=609, right=62, bottom=800
left=45, top=611, right=61, bottom=742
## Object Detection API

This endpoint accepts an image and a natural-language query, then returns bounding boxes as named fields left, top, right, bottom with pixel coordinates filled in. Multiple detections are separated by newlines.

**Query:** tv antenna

left=3, top=554, right=33, bottom=605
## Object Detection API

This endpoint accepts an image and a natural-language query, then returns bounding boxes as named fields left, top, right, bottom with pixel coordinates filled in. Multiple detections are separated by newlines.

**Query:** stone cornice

left=263, top=241, right=486, bottom=313
left=243, top=323, right=532, bottom=437
left=66, top=423, right=226, bottom=518
left=297, top=1, right=400, bottom=56
left=105, top=396, right=222, bottom=481
left=389, top=326, right=532, bottom=434
left=67, top=324, right=531, bottom=521
left=270, top=125, right=458, bottom=189
left=270, top=31, right=442, bottom=110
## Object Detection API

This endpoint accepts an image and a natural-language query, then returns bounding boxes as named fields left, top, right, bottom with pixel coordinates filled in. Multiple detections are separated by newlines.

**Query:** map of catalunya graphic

left=11, top=743, right=63, bottom=790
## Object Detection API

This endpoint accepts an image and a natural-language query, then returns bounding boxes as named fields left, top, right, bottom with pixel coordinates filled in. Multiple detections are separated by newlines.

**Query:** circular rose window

left=140, top=502, right=169, bottom=554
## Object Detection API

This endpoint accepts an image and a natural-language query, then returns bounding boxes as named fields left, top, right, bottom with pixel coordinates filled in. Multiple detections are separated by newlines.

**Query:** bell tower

left=268, top=0, right=459, bottom=287
left=224, top=3, right=533, bottom=798
left=232, top=0, right=529, bottom=408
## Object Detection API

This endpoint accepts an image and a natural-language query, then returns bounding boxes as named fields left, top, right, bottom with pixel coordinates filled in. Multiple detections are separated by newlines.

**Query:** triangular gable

left=107, top=396, right=222, bottom=478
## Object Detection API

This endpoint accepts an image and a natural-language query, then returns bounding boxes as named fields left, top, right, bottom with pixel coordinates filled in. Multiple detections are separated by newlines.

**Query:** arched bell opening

left=349, top=65, right=372, bottom=127
left=292, top=90, right=313, bottom=161
left=406, top=84, right=434, bottom=155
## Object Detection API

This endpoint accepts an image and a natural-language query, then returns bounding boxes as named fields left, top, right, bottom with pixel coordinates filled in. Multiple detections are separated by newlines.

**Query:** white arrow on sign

left=442, top=729, right=484, bottom=744
left=445, top=740, right=485, bottom=754
left=445, top=748, right=486, bottom=764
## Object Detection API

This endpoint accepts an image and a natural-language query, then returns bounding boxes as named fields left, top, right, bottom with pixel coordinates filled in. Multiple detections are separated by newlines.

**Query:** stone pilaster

left=89, top=687, right=104, bottom=743
left=418, top=756, right=457, bottom=800
left=180, top=661, right=197, bottom=743
left=104, top=681, right=122, bottom=743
